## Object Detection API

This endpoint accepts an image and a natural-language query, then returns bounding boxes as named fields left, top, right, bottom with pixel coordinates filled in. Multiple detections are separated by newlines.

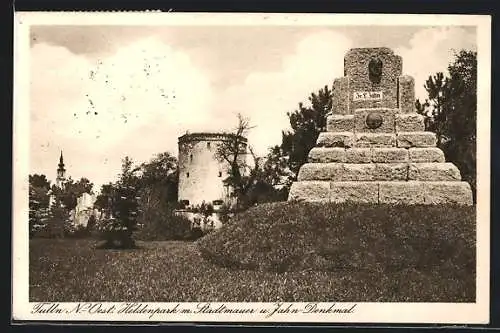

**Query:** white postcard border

left=12, top=12, right=492, bottom=324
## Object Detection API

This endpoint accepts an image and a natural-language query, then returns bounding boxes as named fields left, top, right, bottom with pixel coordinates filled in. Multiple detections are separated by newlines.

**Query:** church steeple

left=58, top=151, right=65, bottom=168
left=56, top=150, right=66, bottom=188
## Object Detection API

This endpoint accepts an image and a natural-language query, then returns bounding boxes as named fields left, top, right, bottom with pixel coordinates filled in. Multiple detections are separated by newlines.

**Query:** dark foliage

left=65, top=224, right=94, bottom=239
left=95, top=157, right=140, bottom=249
left=135, top=207, right=197, bottom=242
left=50, top=177, right=94, bottom=211
left=29, top=174, right=51, bottom=235
left=416, top=50, right=477, bottom=200
left=281, top=85, right=333, bottom=176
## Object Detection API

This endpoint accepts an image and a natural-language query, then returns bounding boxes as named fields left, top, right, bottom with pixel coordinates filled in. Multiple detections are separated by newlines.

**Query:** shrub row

left=32, top=212, right=206, bottom=242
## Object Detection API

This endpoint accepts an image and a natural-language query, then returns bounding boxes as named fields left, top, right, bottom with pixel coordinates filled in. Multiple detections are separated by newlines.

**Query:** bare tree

left=215, top=113, right=261, bottom=208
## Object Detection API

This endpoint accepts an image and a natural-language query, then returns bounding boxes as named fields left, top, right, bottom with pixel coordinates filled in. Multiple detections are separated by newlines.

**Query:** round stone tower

left=178, top=132, right=248, bottom=207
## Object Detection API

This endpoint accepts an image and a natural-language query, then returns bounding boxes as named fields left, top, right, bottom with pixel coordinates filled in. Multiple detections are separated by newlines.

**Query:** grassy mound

left=197, top=202, right=476, bottom=274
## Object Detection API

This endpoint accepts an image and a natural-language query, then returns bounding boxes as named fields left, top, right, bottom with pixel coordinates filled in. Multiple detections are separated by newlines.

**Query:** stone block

left=354, top=132, right=396, bottom=147
left=395, top=113, right=425, bottom=132
left=374, top=163, right=408, bottom=181
left=297, top=163, right=344, bottom=181
left=371, top=148, right=409, bottom=163
left=379, top=181, right=425, bottom=204
left=338, top=163, right=408, bottom=181
left=308, top=148, right=346, bottom=163
left=409, top=148, right=445, bottom=163
left=332, top=77, right=350, bottom=114
left=397, top=132, right=437, bottom=148
left=288, top=181, right=331, bottom=202
left=330, top=181, right=379, bottom=203
left=317, top=132, right=354, bottom=148
left=408, top=163, right=461, bottom=181
left=354, top=108, right=396, bottom=133
left=423, top=181, right=473, bottom=205
left=327, top=114, right=355, bottom=132
left=398, top=75, right=416, bottom=114
left=339, top=163, right=407, bottom=181
left=346, top=148, right=372, bottom=163
left=339, top=163, right=376, bottom=181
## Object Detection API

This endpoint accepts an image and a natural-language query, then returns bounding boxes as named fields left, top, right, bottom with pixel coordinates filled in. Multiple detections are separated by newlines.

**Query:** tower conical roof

left=58, top=151, right=65, bottom=169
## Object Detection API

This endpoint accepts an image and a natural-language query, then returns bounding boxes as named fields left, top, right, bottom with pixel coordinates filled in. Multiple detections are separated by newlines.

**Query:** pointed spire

left=56, top=150, right=66, bottom=188
left=58, top=150, right=64, bottom=168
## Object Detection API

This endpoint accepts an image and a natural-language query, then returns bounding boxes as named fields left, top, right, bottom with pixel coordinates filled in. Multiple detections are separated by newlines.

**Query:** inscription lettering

left=353, top=91, right=383, bottom=101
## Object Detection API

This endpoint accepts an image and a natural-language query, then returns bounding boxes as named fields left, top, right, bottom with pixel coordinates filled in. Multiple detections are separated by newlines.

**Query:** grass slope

left=197, top=202, right=475, bottom=299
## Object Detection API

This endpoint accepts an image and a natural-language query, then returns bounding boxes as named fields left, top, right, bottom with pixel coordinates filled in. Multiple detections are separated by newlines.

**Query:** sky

left=29, top=25, right=476, bottom=191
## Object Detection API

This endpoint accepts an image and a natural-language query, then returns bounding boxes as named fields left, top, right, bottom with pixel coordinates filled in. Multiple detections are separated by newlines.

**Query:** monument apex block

left=344, top=48, right=403, bottom=111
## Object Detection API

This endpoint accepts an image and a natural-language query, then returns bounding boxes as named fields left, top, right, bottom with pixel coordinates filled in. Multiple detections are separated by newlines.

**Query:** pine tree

left=28, top=174, right=51, bottom=236
left=97, top=157, right=141, bottom=248
left=47, top=196, right=68, bottom=238
left=416, top=50, right=477, bottom=200
left=281, top=85, right=333, bottom=175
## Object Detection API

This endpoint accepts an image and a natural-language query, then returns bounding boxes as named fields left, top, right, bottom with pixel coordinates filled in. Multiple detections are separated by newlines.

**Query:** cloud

left=30, top=37, right=214, bottom=189
left=395, top=26, right=476, bottom=101
left=210, top=30, right=353, bottom=155
left=30, top=30, right=353, bottom=189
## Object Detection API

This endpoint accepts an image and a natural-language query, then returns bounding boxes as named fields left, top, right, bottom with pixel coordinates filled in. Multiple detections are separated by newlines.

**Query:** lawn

left=30, top=235, right=475, bottom=302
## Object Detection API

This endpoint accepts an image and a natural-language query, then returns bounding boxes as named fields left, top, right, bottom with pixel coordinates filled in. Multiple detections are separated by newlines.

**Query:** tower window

left=190, top=154, right=193, bottom=162
left=186, top=172, right=190, bottom=178
left=218, top=171, right=222, bottom=177
left=207, top=142, right=211, bottom=149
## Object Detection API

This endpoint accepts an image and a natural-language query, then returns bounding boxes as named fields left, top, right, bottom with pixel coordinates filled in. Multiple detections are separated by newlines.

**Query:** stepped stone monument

left=288, top=47, right=473, bottom=205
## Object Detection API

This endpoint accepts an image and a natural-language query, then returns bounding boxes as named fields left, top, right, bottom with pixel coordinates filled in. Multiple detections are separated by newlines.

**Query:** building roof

left=178, top=132, right=248, bottom=143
